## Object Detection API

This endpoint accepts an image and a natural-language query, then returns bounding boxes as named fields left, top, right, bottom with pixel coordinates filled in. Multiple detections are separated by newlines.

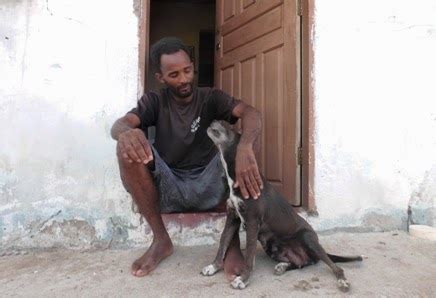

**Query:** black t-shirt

left=128, top=87, right=241, bottom=170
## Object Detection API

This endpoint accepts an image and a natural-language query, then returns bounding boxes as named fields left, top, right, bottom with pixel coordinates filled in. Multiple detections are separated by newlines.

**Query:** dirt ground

left=1, top=231, right=435, bottom=297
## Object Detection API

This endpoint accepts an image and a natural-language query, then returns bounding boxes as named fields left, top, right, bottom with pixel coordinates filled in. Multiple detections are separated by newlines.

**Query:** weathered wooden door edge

left=283, top=0, right=301, bottom=205
left=213, top=0, right=222, bottom=88
left=138, top=0, right=150, bottom=97
left=301, top=0, right=316, bottom=213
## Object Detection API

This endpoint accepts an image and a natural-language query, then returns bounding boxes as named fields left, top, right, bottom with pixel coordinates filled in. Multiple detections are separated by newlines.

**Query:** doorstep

left=158, top=202, right=227, bottom=246
left=161, top=201, right=227, bottom=228
left=162, top=211, right=226, bottom=228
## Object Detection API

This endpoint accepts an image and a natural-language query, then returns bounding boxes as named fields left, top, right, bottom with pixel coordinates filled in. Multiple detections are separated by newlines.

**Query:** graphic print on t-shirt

left=191, top=116, right=201, bottom=133
left=129, top=87, right=240, bottom=169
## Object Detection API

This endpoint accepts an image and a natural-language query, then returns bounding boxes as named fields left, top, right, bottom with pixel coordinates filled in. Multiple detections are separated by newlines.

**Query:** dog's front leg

left=201, top=209, right=240, bottom=276
left=231, top=217, right=259, bottom=289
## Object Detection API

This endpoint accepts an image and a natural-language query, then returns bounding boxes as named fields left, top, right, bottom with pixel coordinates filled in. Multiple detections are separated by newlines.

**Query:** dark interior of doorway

left=148, top=0, right=216, bottom=91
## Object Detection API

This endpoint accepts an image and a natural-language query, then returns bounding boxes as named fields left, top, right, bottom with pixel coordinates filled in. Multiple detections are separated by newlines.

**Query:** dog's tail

left=327, top=254, right=363, bottom=263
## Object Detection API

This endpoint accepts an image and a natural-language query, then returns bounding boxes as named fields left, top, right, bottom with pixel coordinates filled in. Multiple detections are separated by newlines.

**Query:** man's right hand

left=118, top=128, right=153, bottom=164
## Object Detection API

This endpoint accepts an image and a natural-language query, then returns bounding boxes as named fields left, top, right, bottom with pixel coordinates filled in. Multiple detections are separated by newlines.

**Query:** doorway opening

left=148, top=0, right=216, bottom=91
left=140, top=0, right=315, bottom=211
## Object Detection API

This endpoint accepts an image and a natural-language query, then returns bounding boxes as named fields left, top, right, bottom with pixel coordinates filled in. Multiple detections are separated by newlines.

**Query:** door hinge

left=297, top=0, right=303, bottom=16
left=298, top=147, right=303, bottom=165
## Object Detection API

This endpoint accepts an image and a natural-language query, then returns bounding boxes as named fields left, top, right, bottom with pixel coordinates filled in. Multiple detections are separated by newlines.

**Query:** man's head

left=150, top=37, right=194, bottom=99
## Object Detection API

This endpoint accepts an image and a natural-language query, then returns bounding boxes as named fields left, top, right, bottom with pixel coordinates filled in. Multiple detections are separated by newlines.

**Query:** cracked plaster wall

left=0, top=0, right=146, bottom=249
left=1, top=0, right=436, bottom=249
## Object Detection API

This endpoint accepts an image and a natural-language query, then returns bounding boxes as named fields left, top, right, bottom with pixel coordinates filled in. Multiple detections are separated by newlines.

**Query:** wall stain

left=39, top=219, right=96, bottom=247
left=133, top=0, right=141, bottom=19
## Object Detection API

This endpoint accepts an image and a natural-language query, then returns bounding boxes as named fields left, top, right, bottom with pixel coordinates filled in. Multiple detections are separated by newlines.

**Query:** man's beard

left=169, top=83, right=194, bottom=99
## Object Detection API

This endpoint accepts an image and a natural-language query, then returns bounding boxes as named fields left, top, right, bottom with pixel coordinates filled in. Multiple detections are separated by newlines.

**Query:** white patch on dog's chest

left=218, top=148, right=245, bottom=225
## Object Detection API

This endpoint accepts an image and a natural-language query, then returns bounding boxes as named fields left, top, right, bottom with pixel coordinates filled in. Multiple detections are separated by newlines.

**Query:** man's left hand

left=234, top=144, right=263, bottom=199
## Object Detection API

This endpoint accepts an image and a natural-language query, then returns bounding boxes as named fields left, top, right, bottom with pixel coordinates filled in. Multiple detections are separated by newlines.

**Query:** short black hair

left=150, top=37, right=192, bottom=73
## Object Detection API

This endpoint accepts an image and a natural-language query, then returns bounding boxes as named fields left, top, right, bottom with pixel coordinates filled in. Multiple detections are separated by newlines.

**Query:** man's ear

left=155, top=72, right=164, bottom=84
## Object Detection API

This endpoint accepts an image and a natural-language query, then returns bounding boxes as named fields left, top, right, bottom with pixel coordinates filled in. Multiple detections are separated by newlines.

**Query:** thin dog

left=201, top=121, right=363, bottom=292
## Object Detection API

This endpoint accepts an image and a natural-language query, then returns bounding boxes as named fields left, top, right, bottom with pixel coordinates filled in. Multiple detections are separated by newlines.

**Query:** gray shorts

left=151, top=147, right=228, bottom=213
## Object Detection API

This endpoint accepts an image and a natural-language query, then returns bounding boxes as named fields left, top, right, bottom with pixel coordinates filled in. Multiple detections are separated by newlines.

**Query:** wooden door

left=215, top=0, right=301, bottom=204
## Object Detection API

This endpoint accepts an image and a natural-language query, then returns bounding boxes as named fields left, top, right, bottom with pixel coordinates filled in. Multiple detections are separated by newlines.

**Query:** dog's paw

left=337, top=278, right=350, bottom=292
left=230, top=276, right=248, bottom=289
left=274, top=262, right=290, bottom=275
left=201, top=264, right=218, bottom=276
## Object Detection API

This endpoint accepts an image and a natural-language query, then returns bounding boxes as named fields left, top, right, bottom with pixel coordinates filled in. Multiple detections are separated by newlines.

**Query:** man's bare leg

left=223, top=233, right=247, bottom=281
left=117, top=148, right=173, bottom=277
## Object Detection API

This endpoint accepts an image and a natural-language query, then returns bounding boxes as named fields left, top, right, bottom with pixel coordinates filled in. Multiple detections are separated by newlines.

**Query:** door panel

left=223, top=6, right=282, bottom=53
left=240, top=58, right=256, bottom=107
left=264, top=47, right=283, bottom=183
left=220, top=0, right=282, bottom=35
left=215, top=0, right=300, bottom=204
left=243, top=0, right=256, bottom=9
left=223, top=0, right=236, bottom=21
left=221, top=66, right=235, bottom=96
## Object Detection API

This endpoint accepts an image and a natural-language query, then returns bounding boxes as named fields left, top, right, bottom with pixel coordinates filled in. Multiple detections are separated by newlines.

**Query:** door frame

left=301, top=0, right=316, bottom=213
left=138, top=0, right=317, bottom=213
left=138, top=0, right=150, bottom=98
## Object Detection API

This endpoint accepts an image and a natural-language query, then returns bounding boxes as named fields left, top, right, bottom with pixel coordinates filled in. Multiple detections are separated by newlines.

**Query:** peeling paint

left=133, top=0, right=141, bottom=19
left=39, top=219, right=96, bottom=247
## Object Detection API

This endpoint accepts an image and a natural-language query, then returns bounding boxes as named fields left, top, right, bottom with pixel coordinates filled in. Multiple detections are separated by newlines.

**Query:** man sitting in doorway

left=111, top=37, right=263, bottom=278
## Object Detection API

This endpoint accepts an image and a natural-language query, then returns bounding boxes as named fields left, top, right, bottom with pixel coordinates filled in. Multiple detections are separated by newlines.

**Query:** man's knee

left=116, top=144, right=130, bottom=167
left=117, top=144, right=146, bottom=169
left=116, top=144, right=154, bottom=188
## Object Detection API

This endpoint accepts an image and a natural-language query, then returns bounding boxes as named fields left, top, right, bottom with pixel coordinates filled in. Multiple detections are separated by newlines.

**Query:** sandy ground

left=1, top=231, right=435, bottom=297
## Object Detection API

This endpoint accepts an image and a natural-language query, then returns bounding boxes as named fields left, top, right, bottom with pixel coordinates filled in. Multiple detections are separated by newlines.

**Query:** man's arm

left=111, top=113, right=153, bottom=164
left=231, top=102, right=263, bottom=199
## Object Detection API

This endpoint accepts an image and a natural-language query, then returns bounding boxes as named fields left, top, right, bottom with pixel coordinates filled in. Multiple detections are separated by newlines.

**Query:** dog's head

left=207, top=120, right=236, bottom=149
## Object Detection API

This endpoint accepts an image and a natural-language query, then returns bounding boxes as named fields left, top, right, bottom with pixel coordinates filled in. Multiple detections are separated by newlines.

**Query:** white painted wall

left=309, top=0, right=436, bottom=230
left=1, top=0, right=435, bottom=249
left=0, top=0, right=144, bottom=248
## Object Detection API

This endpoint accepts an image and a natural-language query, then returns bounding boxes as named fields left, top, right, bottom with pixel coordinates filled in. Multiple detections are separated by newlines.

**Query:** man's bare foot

left=223, top=235, right=247, bottom=281
left=131, top=237, right=174, bottom=277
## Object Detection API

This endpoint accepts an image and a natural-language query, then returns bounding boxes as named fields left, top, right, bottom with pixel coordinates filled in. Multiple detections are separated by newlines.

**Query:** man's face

left=156, top=50, right=194, bottom=99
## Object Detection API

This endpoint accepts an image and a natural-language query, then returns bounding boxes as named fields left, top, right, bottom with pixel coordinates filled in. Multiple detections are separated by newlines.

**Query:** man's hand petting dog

left=234, top=144, right=263, bottom=199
